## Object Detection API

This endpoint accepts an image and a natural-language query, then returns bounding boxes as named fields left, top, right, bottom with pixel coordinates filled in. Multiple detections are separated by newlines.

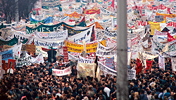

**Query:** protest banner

left=77, top=63, right=96, bottom=78
left=7, top=59, right=15, bottom=74
left=35, top=30, right=68, bottom=40
left=0, top=50, right=13, bottom=61
left=159, top=54, right=165, bottom=70
left=172, top=57, right=176, bottom=71
left=65, top=40, right=106, bottom=53
left=63, top=46, right=69, bottom=62
left=106, top=57, right=114, bottom=70
left=26, top=44, right=36, bottom=54
left=128, top=69, right=136, bottom=80
left=42, top=0, right=60, bottom=8
left=78, top=56, right=94, bottom=63
left=0, top=55, right=3, bottom=79
left=68, top=26, right=93, bottom=43
left=52, top=67, right=72, bottom=76
left=98, top=61, right=116, bottom=76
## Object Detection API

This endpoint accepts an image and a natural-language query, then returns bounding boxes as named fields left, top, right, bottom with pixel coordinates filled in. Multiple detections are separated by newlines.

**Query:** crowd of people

left=0, top=56, right=176, bottom=100
left=0, top=58, right=117, bottom=100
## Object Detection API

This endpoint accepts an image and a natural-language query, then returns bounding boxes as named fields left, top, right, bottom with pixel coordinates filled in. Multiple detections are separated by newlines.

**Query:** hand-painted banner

left=166, top=17, right=176, bottom=23
left=16, top=53, right=32, bottom=67
left=68, top=26, right=93, bottom=43
left=106, top=57, right=115, bottom=70
left=100, top=7, right=115, bottom=16
left=52, top=67, right=72, bottom=76
left=96, top=48, right=116, bottom=57
left=26, top=22, right=63, bottom=34
left=104, top=28, right=117, bottom=37
left=6, top=43, right=22, bottom=59
left=42, top=0, right=60, bottom=8
left=35, top=30, right=68, bottom=40
left=36, top=46, right=48, bottom=57
left=152, top=39, right=176, bottom=57
left=78, top=56, right=94, bottom=63
left=171, top=57, right=176, bottom=71
left=159, top=54, right=165, bottom=70
left=128, top=69, right=136, bottom=80
left=97, top=43, right=116, bottom=51
left=34, top=39, right=65, bottom=47
left=0, top=50, right=13, bottom=61
left=98, top=61, right=116, bottom=76
left=16, top=53, right=44, bottom=67
left=77, top=63, right=96, bottom=78
left=65, top=40, right=106, bottom=53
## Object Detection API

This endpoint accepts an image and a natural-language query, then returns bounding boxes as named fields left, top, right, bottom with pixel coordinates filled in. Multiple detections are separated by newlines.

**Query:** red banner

left=63, top=46, right=69, bottom=62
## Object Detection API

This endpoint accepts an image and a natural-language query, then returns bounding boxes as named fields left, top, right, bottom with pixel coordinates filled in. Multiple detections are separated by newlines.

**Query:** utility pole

left=15, top=0, right=19, bottom=22
left=116, top=0, right=128, bottom=100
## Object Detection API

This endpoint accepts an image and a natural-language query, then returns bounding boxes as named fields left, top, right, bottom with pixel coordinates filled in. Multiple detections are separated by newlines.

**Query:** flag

left=111, top=0, right=114, bottom=10
left=136, top=58, right=142, bottom=74
left=167, top=32, right=175, bottom=42
left=144, top=60, right=153, bottom=73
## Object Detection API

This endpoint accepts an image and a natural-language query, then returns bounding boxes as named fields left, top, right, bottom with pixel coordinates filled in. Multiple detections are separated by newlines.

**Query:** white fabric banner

left=68, top=26, right=93, bottom=43
left=78, top=56, right=94, bottom=63
left=35, top=30, right=68, bottom=40
left=159, top=54, right=165, bottom=70
left=128, top=69, right=136, bottom=80
left=30, top=53, right=44, bottom=64
left=171, top=57, right=176, bottom=71
left=98, top=61, right=116, bottom=76
left=6, top=43, right=22, bottom=59
left=52, top=67, right=72, bottom=76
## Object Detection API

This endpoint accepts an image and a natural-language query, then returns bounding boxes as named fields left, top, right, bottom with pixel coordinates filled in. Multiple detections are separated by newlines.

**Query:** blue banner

left=0, top=49, right=13, bottom=61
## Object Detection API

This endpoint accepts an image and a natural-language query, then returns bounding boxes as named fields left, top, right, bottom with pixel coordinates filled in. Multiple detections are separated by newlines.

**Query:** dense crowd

left=0, top=59, right=117, bottom=100
left=0, top=56, right=176, bottom=100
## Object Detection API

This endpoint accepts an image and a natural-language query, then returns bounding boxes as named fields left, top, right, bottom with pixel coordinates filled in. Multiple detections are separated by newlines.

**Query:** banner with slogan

left=100, top=7, right=115, bottom=16
left=0, top=49, right=13, bottom=61
left=96, top=43, right=116, bottom=57
left=7, top=43, right=22, bottom=59
left=98, top=61, right=116, bottom=76
left=33, top=37, right=65, bottom=47
left=78, top=56, right=94, bottom=63
left=0, top=37, right=18, bottom=46
left=65, top=11, right=82, bottom=18
left=128, top=69, right=136, bottom=80
left=106, top=57, right=115, bottom=70
left=63, top=46, right=69, bottom=62
left=30, top=53, right=44, bottom=64
left=63, top=24, right=93, bottom=37
left=149, top=21, right=161, bottom=35
left=84, top=7, right=100, bottom=14
left=52, top=67, right=72, bottom=76
left=35, top=30, right=68, bottom=40
left=159, top=54, right=165, bottom=70
left=104, top=28, right=117, bottom=37
left=26, top=22, right=63, bottom=34
left=152, top=39, right=176, bottom=57
left=77, top=63, right=96, bottom=78
left=171, top=57, right=176, bottom=71
left=65, top=40, right=106, bottom=53
left=68, top=25, right=94, bottom=43
left=41, top=0, right=60, bottom=8
left=36, top=46, right=48, bottom=57
left=156, top=12, right=176, bottom=20
left=16, top=53, right=32, bottom=67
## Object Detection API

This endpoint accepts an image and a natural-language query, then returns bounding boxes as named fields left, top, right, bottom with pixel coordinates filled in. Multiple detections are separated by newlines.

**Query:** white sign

left=52, top=67, right=72, bottom=76
left=128, top=69, right=136, bottom=80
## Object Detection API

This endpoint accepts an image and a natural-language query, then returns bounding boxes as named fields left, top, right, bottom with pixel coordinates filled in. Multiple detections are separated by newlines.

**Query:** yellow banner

left=149, top=21, right=161, bottom=35
left=65, top=40, right=106, bottom=53
left=156, top=12, right=176, bottom=20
